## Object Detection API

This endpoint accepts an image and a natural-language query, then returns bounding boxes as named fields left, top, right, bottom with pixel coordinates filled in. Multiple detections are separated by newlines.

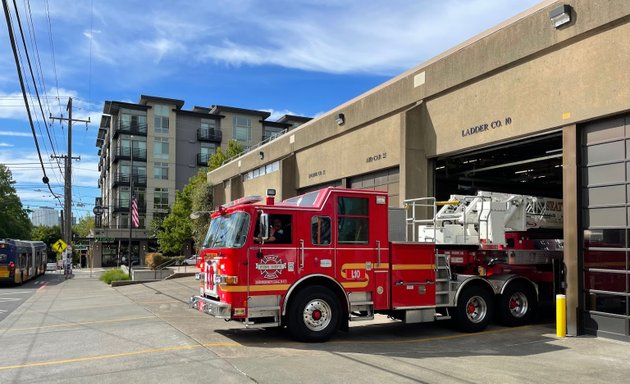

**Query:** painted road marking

left=0, top=342, right=240, bottom=371
left=0, top=291, right=31, bottom=295
left=0, top=297, right=21, bottom=303
left=0, top=315, right=158, bottom=333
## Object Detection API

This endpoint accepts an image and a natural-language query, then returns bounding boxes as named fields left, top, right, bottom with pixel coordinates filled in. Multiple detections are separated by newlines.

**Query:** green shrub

left=100, top=268, right=130, bottom=284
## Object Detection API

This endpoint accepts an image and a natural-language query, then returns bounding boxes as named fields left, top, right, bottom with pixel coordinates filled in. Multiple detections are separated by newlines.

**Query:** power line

left=44, top=0, right=62, bottom=114
left=2, top=0, right=61, bottom=205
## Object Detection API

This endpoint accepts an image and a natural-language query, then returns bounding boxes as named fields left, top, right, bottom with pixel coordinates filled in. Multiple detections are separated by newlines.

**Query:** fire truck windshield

left=203, top=212, right=250, bottom=249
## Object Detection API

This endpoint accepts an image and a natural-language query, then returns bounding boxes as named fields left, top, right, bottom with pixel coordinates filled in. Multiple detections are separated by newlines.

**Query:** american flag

left=131, top=196, right=139, bottom=228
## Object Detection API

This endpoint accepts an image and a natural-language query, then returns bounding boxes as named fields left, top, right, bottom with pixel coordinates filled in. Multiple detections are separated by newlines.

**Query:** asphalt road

left=0, top=271, right=65, bottom=322
left=1, top=272, right=629, bottom=384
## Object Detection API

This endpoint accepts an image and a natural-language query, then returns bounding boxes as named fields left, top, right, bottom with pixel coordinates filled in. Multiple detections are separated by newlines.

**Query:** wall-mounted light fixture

left=549, top=4, right=572, bottom=28
left=258, top=151, right=264, bottom=160
left=335, top=113, right=345, bottom=126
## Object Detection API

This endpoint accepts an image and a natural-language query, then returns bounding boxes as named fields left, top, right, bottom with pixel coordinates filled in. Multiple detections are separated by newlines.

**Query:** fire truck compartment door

left=390, top=243, right=436, bottom=308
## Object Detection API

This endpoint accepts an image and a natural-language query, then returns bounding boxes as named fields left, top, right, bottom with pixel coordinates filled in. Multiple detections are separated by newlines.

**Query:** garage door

left=582, top=114, right=630, bottom=339
left=349, top=167, right=399, bottom=207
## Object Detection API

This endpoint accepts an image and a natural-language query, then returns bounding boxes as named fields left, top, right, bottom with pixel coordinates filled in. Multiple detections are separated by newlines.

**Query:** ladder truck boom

left=415, top=191, right=562, bottom=246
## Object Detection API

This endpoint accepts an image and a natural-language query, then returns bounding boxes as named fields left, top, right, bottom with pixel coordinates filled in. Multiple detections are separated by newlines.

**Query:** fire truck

left=190, top=187, right=563, bottom=342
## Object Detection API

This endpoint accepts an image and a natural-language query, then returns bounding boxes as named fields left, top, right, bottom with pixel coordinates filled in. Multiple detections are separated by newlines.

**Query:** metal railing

left=154, top=258, right=177, bottom=280
left=197, top=128, right=222, bottom=142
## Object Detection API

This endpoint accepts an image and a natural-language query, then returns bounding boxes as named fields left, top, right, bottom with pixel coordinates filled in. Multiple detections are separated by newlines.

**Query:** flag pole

left=128, top=135, right=134, bottom=278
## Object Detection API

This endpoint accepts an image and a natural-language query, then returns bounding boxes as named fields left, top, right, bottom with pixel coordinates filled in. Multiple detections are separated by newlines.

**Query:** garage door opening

left=434, top=133, right=563, bottom=201
left=429, top=132, right=564, bottom=322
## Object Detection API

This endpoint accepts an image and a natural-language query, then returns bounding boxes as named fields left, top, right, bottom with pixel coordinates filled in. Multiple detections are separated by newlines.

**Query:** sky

left=0, top=0, right=543, bottom=220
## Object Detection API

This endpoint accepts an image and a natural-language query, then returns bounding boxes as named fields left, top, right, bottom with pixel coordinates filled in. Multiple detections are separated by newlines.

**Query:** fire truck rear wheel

left=454, top=285, right=493, bottom=333
left=497, top=281, right=537, bottom=327
left=287, top=285, right=341, bottom=342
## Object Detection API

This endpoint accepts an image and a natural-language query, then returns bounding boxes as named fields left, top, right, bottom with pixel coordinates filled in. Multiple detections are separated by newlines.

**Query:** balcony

left=112, top=173, right=148, bottom=188
left=113, top=146, right=147, bottom=163
left=197, top=128, right=222, bottom=143
left=197, top=153, right=211, bottom=166
left=114, top=121, right=147, bottom=138
left=112, top=199, right=147, bottom=213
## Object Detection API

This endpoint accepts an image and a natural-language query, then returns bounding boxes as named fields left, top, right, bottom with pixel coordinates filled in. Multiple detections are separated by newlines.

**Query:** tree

left=207, top=140, right=243, bottom=170
left=73, top=216, right=95, bottom=238
left=157, top=182, right=195, bottom=254
left=32, top=225, right=62, bottom=260
left=154, top=140, right=243, bottom=254
left=0, top=164, right=32, bottom=239
left=190, top=170, right=213, bottom=249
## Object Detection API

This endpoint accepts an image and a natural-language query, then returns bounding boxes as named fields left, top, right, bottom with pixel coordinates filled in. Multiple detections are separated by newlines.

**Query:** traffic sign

left=93, top=205, right=104, bottom=215
left=52, top=239, right=68, bottom=253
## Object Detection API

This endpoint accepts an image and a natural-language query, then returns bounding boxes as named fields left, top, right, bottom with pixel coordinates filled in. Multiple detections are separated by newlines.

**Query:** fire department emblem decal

left=256, top=255, right=287, bottom=279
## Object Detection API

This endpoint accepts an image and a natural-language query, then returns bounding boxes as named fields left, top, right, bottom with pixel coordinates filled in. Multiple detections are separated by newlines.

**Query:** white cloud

left=23, top=0, right=541, bottom=79
left=0, top=131, right=31, bottom=137
left=261, top=109, right=299, bottom=122
left=0, top=142, right=14, bottom=147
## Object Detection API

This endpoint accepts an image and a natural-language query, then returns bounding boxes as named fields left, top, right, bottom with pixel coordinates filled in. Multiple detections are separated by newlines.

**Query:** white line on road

left=0, top=291, right=31, bottom=295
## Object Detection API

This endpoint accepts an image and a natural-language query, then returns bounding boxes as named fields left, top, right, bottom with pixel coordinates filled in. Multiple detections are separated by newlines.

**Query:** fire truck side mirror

left=260, top=213, right=270, bottom=240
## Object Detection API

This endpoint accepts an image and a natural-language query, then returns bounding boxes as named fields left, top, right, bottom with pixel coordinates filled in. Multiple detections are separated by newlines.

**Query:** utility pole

left=51, top=97, right=90, bottom=246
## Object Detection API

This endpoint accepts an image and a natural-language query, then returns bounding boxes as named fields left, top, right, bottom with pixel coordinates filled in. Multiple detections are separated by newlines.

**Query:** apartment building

left=91, top=95, right=310, bottom=267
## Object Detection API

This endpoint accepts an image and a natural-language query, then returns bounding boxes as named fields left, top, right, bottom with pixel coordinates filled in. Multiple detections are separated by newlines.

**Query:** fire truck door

left=248, top=245, right=297, bottom=298
left=336, top=195, right=390, bottom=310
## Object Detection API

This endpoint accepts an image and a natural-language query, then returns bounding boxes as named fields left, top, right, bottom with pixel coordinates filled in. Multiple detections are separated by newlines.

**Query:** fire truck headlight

left=216, top=275, right=238, bottom=285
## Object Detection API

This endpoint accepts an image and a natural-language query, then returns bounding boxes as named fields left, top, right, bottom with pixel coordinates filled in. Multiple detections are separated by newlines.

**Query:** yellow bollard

left=556, top=294, right=566, bottom=337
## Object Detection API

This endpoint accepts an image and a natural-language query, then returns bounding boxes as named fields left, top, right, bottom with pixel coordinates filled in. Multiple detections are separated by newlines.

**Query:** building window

left=120, top=113, right=147, bottom=133
left=201, top=119, right=216, bottom=132
left=134, top=165, right=146, bottom=184
left=263, top=126, right=285, bottom=141
left=233, top=115, right=251, bottom=142
left=154, top=162, right=168, bottom=180
left=244, top=161, right=279, bottom=181
left=154, top=138, right=169, bottom=160
left=154, top=105, right=170, bottom=134
left=154, top=188, right=169, bottom=210
left=201, top=143, right=216, bottom=161
left=118, top=188, right=130, bottom=208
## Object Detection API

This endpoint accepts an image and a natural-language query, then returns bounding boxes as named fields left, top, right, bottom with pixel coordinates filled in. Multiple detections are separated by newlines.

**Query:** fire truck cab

left=191, top=187, right=563, bottom=342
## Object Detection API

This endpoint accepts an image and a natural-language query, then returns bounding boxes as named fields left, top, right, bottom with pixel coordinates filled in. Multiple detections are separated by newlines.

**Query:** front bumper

left=190, top=295, right=232, bottom=319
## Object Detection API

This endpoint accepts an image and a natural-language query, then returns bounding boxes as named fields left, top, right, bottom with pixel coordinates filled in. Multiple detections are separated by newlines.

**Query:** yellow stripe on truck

left=392, top=264, right=434, bottom=271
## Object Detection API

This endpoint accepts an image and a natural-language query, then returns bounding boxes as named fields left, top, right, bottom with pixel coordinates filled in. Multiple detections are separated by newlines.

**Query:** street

left=1, top=272, right=629, bottom=384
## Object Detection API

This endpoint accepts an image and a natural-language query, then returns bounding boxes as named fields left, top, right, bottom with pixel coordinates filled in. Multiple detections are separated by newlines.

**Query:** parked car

left=182, top=256, right=197, bottom=266
left=46, top=262, right=57, bottom=272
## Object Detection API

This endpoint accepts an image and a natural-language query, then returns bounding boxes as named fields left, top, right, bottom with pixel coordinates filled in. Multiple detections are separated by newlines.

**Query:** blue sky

left=0, top=0, right=542, bottom=219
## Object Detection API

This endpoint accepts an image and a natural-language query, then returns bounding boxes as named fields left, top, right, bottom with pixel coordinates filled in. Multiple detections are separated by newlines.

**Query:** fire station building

left=206, top=0, right=630, bottom=340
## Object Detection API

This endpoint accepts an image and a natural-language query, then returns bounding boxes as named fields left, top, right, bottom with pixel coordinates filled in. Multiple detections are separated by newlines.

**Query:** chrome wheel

left=302, top=299, right=332, bottom=332
left=508, top=291, right=529, bottom=318
left=465, top=295, right=488, bottom=324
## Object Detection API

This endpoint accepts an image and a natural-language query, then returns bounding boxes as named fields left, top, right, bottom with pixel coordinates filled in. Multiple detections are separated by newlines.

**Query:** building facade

left=92, top=96, right=309, bottom=267
left=30, top=206, right=59, bottom=227
left=206, top=1, right=630, bottom=340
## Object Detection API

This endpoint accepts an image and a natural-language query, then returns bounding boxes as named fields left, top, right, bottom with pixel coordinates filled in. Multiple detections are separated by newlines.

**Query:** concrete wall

left=207, top=0, right=630, bottom=206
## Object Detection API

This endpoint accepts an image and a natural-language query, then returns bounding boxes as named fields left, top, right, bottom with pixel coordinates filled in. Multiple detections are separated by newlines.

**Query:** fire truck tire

left=287, top=285, right=341, bottom=342
left=454, top=285, right=493, bottom=333
left=497, top=281, right=537, bottom=327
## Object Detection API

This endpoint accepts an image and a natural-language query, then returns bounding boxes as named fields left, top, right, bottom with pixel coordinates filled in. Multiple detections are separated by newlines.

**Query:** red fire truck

left=191, top=187, right=563, bottom=342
